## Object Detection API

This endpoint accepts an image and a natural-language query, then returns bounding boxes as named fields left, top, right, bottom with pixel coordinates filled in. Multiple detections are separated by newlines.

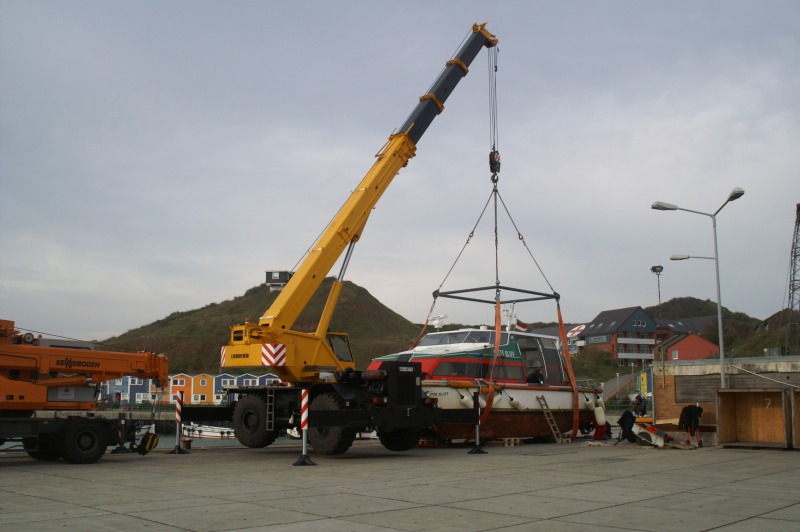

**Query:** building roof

left=661, top=334, right=689, bottom=350
left=661, top=316, right=716, bottom=335
left=526, top=326, right=562, bottom=337
left=582, top=307, right=642, bottom=335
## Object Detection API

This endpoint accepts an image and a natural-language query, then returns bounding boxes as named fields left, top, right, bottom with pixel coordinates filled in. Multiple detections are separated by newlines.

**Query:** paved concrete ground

left=1, top=438, right=799, bottom=531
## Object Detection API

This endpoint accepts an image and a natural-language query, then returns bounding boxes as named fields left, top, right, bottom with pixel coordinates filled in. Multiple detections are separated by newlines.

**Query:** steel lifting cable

left=488, top=46, right=500, bottom=180
left=495, top=191, right=557, bottom=293
left=488, top=45, right=501, bottom=288
left=415, top=46, right=505, bottom=344
left=410, top=191, right=494, bottom=348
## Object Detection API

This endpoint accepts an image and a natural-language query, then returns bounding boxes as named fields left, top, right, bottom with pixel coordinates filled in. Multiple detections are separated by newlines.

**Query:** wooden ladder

left=537, top=395, right=571, bottom=444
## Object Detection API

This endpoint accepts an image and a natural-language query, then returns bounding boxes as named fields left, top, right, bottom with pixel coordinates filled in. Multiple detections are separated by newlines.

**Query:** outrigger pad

left=137, top=433, right=159, bottom=455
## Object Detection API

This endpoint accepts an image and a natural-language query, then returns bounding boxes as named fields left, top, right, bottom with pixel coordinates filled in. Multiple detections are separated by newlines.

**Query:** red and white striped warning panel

left=300, top=389, right=309, bottom=431
left=175, top=391, right=184, bottom=423
left=261, top=343, right=286, bottom=366
left=220, top=346, right=226, bottom=366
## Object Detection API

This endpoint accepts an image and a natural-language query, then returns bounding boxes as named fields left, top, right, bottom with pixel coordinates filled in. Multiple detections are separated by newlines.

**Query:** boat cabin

left=369, top=328, right=568, bottom=385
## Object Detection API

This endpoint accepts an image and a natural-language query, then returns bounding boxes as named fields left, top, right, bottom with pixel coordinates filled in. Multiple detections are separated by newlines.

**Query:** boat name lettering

left=56, top=358, right=100, bottom=369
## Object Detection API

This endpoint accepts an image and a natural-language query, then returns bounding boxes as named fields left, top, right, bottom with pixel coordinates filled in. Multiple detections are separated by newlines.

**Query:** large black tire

left=377, top=428, right=421, bottom=452
left=59, top=420, right=108, bottom=464
left=23, top=435, right=61, bottom=461
left=307, top=392, right=357, bottom=455
left=233, top=395, right=278, bottom=448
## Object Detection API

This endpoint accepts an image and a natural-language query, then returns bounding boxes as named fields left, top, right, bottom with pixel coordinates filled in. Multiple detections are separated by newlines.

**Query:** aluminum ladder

left=537, top=395, right=571, bottom=444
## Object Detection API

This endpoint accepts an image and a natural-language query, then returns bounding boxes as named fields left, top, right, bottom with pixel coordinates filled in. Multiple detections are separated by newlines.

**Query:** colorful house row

left=100, top=372, right=279, bottom=405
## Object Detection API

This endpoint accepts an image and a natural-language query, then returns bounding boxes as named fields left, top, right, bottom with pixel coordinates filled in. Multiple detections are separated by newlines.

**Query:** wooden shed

left=717, top=388, right=793, bottom=449
left=794, top=389, right=800, bottom=449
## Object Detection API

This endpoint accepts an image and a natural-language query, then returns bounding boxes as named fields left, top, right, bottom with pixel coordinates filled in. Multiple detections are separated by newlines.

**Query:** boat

left=364, top=55, right=606, bottom=443
left=181, top=422, right=236, bottom=439
left=369, top=315, right=606, bottom=443
left=135, top=423, right=154, bottom=437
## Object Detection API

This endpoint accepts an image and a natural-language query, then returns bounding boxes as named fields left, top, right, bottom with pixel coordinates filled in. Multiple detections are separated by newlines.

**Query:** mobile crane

left=1, top=319, right=169, bottom=463
left=214, top=24, right=498, bottom=455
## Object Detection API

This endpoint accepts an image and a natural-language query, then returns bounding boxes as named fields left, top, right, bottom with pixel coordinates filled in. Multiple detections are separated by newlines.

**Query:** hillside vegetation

left=104, top=283, right=791, bottom=376
left=104, top=278, right=419, bottom=373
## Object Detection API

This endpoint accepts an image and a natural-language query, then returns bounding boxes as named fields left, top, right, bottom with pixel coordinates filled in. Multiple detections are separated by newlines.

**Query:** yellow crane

left=214, top=24, right=497, bottom=455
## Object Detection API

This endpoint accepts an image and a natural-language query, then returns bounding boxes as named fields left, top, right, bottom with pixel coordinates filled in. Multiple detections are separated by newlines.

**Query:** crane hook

left=489, top=149, right=500, bottom=183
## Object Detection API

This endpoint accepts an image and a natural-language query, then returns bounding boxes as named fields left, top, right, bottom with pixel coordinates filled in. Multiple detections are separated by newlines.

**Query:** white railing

left=617, top=337, right=655, bottom=345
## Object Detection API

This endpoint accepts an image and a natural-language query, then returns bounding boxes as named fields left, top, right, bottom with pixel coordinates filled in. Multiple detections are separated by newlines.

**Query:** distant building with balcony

left=573, top=307, right=657, bottom=367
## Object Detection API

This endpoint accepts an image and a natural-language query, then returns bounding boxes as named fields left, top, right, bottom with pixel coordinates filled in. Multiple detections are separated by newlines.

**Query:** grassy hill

left=103, top=278, right=419, bottom=373
left=104, top=285, right=791, bottom=377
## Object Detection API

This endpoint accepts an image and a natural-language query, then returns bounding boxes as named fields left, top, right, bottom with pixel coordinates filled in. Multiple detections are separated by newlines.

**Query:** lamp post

left=651, top=265, right=664, bottom=388
left=651, top=187, right=744, bottom=389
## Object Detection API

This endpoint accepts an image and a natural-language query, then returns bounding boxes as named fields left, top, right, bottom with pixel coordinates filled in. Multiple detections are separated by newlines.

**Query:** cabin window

left=433, top=361, right=477, bottom=378
left=491, top=364, right=524, bottom=381
left=488, top=332, right=510, bottom=346
left=232, top=329, right=244, bottom=342
left=464, top=331, right=491, bottom=343
left=431, top=360, right=524, bottom=381
left=419, top=331, right=508, bottom=347
left=327, top=333, right=354, bottom=362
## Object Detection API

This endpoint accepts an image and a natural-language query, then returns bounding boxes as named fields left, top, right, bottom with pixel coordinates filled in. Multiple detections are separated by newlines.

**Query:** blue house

left=214, top=373, right=237, bottom=403
left=258, top=373, right=280, bottom=386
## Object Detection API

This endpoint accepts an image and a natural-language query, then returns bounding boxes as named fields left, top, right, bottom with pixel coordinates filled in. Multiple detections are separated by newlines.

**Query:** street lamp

left=651, top=187, right=744, bottom=389
left=651, top=265, right=664, bottom=388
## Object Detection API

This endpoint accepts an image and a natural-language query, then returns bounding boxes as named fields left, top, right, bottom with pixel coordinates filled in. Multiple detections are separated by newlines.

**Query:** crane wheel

left=23, top=435, right=61, bottom=461
left=377, top=428, right=421, bottom=452
left=233, top=395, right=278, bottom=448
left=307, top=392, right=357, bottom=455
left=59, top=420, right=108, bottom=464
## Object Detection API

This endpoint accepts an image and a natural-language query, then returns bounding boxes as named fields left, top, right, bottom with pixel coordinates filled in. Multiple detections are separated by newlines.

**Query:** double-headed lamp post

left=651, top=187, right=744, bottom=389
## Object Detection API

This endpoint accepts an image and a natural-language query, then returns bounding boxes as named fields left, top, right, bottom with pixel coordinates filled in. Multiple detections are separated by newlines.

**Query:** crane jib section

left=258, top=24, right=498, bottom=334
left=225, top=25, right=498, bottom=380
left=399, top=23, right=498, bottom=146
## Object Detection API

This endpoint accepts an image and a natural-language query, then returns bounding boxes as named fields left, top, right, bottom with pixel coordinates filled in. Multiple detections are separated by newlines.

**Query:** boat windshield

left=418, top=330, right=508, bottom=347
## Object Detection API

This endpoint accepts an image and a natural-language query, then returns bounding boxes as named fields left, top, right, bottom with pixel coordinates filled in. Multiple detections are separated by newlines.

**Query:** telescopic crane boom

left=222, top=24, right=498, bottom=382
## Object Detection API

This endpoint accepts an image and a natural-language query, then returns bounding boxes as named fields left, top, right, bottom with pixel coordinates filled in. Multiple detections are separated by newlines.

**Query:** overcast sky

left=1, top=1, right=798, bottom=342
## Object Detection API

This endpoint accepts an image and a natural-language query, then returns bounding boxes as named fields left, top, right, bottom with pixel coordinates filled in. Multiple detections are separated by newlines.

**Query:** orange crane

left=1, top=319, right=169, bottom=463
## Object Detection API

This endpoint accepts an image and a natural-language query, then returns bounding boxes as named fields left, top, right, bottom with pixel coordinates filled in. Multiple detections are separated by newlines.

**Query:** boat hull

left=423, top=381, right=601, bottom=441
